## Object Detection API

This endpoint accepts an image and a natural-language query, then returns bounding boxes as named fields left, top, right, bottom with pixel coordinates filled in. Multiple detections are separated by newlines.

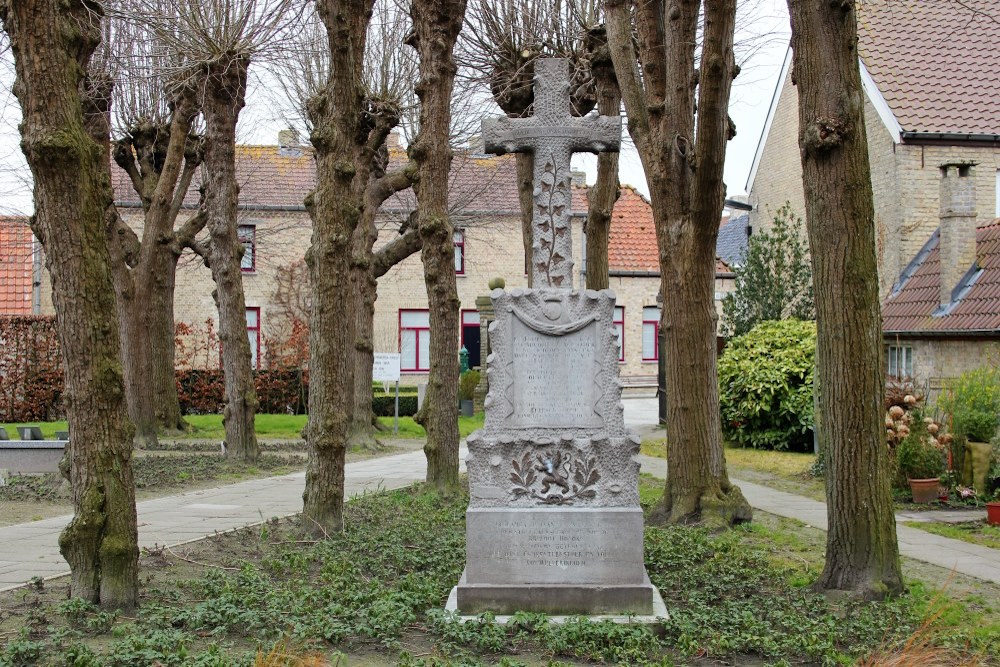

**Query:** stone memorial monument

left=452, top=58, right=662, bottom=615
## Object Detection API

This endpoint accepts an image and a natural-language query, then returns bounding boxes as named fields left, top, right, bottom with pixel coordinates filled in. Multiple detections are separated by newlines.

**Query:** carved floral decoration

left=510, top=449, right=600, bottom=505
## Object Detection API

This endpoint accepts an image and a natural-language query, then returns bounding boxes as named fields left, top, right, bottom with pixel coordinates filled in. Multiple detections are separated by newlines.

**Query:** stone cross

left=483, top=58, right=621, bottom=288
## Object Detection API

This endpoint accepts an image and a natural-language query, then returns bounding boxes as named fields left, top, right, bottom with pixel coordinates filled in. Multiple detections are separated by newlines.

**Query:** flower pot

left=908, top=478, right=941, bottom=504
left=987, top=502, right=1000, bottom=526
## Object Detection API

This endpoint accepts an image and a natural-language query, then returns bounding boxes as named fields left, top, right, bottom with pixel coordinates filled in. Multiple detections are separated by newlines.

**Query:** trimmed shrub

left=936, top=366, right=1000, bottom=443
left=372, top=394, right=418, bottom=417
left=0, top=316, right=63, bottom=422
left=719, top=319, right=816, bottom=452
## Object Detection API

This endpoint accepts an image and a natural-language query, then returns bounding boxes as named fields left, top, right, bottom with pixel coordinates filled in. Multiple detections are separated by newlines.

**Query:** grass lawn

left=905, top=520, right=1000, bottom=551
left=3, top=412, right=486, bottom=443
left=641, top=436, right=827, bottom=501
left=1, top=479, right=996, bottom=666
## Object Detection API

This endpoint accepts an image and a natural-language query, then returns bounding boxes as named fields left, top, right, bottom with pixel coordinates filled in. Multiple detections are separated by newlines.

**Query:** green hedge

left=372, top=395, right=418, bottom=417
left=719, top=319, right=816, bottom=452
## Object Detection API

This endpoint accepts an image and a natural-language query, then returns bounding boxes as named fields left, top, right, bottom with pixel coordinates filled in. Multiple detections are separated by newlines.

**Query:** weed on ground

left=0, top=481, right=995, bottom=666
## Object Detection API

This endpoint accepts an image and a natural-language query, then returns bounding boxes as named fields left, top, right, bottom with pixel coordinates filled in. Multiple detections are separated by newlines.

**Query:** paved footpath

left=2, top=397, right=998, bottom=590
left=0, top=448, right=466, bottom=592
left=638, top=454, right=1000, bottom=584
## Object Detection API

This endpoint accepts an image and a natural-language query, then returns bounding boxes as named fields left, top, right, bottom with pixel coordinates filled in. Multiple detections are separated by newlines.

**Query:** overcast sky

left=0, top=0, right=790, bottom=215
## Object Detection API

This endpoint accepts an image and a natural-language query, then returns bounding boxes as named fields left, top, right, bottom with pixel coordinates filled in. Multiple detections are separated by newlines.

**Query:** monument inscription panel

left=509, top=317, right=599, bottom=428
left=465, top=508, right=646, bottom=585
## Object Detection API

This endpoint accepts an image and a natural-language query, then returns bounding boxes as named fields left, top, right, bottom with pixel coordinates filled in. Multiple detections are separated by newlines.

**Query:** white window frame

left=886, top=345, right=913, bottom=379
left=642, top=306, right=660, bottom=362
left=613, top=306, right=625, bottom=362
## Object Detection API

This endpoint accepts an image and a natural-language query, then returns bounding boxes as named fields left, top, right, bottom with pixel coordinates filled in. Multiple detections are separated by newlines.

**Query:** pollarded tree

left=1, top=0, right=139, bottom=609
left=272, top=4, right=422, bottom=454
left=104, top=12, right=206, bottom=447
left=605, top=0, right=752, bottom=526
left=408, top=0, right=470, bottom=491
left=133, top=0, right=299, bottom=462
left=722, top=202, right=814, bottom=337
left=786, top=0, right=903, bottom=598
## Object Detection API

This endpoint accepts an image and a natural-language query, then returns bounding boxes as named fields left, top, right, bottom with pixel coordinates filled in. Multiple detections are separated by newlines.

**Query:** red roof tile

left=883, top=220, right=1000, bottom=334
left=857, top=0, right=1000, bottom=135
left=0, top=217, right=33, bottom=315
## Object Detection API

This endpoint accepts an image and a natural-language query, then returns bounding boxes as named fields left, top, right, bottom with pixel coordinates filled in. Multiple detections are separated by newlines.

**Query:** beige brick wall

left=894, top=338, right=1000, bottom=403
left=38, top=205, right=736, bottom=384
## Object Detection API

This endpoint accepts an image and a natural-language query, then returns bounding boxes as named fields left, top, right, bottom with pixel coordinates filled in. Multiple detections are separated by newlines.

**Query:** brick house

left=0, top=216, right=36, bottom=315
left=746, top=0, right=999, bottom=383
left=27, top=137, right=735, bottom=383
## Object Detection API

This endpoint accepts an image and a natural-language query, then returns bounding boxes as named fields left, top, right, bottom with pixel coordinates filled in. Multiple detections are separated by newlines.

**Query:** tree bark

left=606, top=0, right=751, bottom=527
left=1, top=0, right=139, bottom=610
left=786, top=0, right=903, bottom=599
left=303, top=0, right=388, bottom=535
left=349, top=168, right=418, bottom=449
left=408, top=0, right=468, bottom=492
left=584, top=26, right=621, bottom=291
left=201, top=58, right=259, bottom=462
left=109, top=111, right=203, bottom=449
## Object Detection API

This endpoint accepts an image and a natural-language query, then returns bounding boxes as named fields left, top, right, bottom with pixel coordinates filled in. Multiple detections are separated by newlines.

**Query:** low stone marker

left=453, top=59, right=662, bottom=617
left=0, top=440, right=65, bottom=474
left=16, top=426, right=43, bottom=440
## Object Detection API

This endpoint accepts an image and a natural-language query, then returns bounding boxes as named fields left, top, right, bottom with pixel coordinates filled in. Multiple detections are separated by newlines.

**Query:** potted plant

left=459, top=369, right=480, bottom=417
left=896, top=430, right=946, bottom=503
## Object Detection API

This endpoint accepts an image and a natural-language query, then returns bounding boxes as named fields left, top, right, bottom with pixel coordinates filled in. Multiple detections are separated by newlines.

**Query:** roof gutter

left=724, top=198, right=752, bottom=211
left=882, top=329, right=1000, bottom=338
left=900, top=132, right=1000, bottom=146
left=610, top=269, right=736, bottom=279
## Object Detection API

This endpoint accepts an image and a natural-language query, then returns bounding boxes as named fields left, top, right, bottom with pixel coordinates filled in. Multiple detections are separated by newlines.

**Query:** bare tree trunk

left=349, top=208, right=381, bottom=448
left=584, top=25, right=621, bottom=291
left=515, top=153, right=534, bottom=287
left=606, top=0, right=751, bottom=527
left=787, top=0, right=903, bottom=599
left=109, top=117, right=203, bottom=447
left=2, top=0, right=138, bottom=610
left=349, top=169, right=419, bottom=449
left=201, top=58, right=259, bottom=462
left=408, top=0, right=468, bottom=493
left=303, top=0, right=390, bottom=534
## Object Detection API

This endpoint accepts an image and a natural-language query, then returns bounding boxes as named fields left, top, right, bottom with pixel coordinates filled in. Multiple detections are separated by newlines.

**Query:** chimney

left=467, top=134, right=483, bottom=153
left=570, top=170, right=587, bottom=187
left=277, top=128, right=299, bottom=148
left=387, top=130, right=400, bottom=150
left=938, top=162, right=978, bottom=310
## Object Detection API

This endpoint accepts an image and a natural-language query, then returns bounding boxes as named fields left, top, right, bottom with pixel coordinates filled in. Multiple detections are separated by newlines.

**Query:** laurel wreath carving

left=510, top=450, right=600, bottom=505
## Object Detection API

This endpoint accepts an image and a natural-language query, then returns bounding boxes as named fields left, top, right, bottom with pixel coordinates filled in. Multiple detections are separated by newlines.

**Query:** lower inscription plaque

left=465, top=508, right=646, bottom=585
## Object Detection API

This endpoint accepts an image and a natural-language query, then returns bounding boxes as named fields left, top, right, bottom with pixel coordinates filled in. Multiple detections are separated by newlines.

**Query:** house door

left=461, top=310, right=481, bottom=368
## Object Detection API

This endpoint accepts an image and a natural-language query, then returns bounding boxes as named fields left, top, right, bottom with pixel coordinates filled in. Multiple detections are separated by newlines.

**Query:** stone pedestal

left=456, top=288, right=659, bottom=615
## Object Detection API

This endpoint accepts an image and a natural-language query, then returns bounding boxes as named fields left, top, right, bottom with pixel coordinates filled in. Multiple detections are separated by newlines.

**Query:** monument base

left=452, top=571, right=664, bottom=617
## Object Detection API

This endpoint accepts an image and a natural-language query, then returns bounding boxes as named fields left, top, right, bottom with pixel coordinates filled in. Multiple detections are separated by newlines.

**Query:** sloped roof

left=112, top=145, right=525, bottom=215
left=716, top=213, right=749, bottom=268
left=883, top=220, right=1000, bottom=334
left=0, top=217, right=33, bottom=315
left=857, top=0, right=1000, bottom=135
left=604, top=185, right=732, bottom=276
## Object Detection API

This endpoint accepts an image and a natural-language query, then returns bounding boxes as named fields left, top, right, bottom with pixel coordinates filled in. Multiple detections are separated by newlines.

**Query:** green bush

left=371, top=394, right=418, bottom=417
left=719, top=319, right=816, bottom=452
left=459, top=370, right=480, bottom=401
left=937, top=366, right=1000, bottom=442
left=894, top=412, right=946, bottom=482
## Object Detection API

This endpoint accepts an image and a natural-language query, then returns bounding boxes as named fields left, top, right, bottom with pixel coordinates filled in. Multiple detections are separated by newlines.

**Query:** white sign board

left=372, top=353, right=401, bottom=382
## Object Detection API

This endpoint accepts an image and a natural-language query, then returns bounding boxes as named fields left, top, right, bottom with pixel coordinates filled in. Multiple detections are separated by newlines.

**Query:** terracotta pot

left=987, top=502, right=1000, bottom=526
left=909, top=478, right=941, bottom=504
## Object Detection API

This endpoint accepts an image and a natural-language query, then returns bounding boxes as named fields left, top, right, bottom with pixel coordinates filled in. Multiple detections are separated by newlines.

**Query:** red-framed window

left=246, top=307, right=261, bottom=369
left=613, top=306, right=625, bottom=362
left=454, top=229, right=465, bottom=275
left=461, top=309, right=481, bottom=368
left=238, top=224, right=256, bottom=273
left=399, top=309, right=430, bottom=371
left=642, top=306, right=660, bottom=362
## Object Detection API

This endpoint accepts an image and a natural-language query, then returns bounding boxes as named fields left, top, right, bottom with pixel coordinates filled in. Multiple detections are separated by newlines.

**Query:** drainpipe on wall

left=31, top=235, right=42, bottom=315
